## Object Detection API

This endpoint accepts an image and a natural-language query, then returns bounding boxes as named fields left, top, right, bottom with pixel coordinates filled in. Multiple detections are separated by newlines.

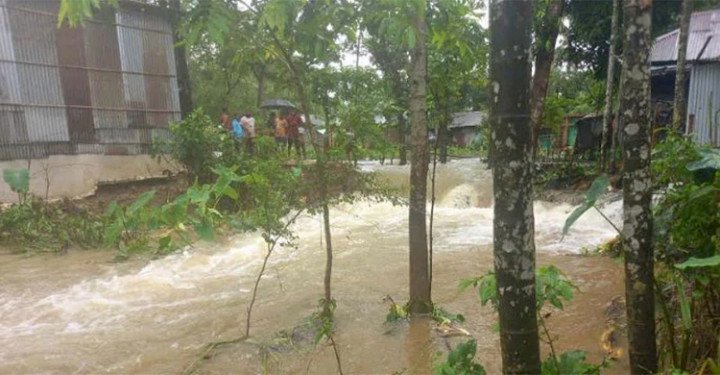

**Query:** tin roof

left=651, top=8, right=720, bottom=64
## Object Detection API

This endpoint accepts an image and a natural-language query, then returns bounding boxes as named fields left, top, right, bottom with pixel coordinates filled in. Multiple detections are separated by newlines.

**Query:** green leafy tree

left=427, top=0, right=487, bottom=163
left=530, top=0, right=565, bottom=150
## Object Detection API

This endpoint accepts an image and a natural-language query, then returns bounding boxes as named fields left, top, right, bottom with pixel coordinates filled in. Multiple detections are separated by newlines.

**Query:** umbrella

left=260, top=99, right=296, bottom=109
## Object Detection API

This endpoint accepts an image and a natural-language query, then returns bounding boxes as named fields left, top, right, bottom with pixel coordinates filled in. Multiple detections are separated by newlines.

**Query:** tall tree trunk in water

left=169, top=0, right=193, bottom=118
left=620, top=0, right=657, bottom=373
left=530, top=0, right=564, bottom=151
left=438, top=107, right=450, bottom=164
left=322, top=203, right=333, bottom=317
left=672, top=0, right=694, bottom=132
left=601, top=0, right=621, bottom=169
left=489, top=0, right=541, bottom=373
left=407, top=0, right=431, bottom=315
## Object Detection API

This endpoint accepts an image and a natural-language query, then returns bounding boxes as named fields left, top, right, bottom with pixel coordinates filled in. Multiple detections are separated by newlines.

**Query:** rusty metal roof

left=652, top=8, right=720, bottom=63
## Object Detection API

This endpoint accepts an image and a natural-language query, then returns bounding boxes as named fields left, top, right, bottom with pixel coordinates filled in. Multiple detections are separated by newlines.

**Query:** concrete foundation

left=0, top=154, right=183, bottom=203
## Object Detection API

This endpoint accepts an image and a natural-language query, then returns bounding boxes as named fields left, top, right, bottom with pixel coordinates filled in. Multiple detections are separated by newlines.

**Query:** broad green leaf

left=104, top=200, right=119, bottom=217
left=194, top=218, right=215, bottom=240
left=562, top=174, right=609, bottom=236
left=687, top=148, right=720, bottom=171
left=562, top=201, right=592, bottom=237
left=458, top=277, right=481, bottom=292
left=127, top=190, right=156, bottom=216
left=675, top=255, right=720, bottom=270
left=222, top=186, right=239, bottom=200
left=675, top=278, right=692, bottom=331
left=3, top=168, right=29, bottom=194
left=687, top=185, right=719, bottom=201
left=104, top=220, right=123, bottom=247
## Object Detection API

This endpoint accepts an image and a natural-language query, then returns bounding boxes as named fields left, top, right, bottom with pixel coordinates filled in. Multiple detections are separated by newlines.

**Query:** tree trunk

left=601, top=0, right=621, bottom=169
left=255, top=64, right=266, bottom=110
left=619, top=0, right=658, bottom=373
left=398, top=114, right=408, bottom=165
left=322, top=203, right=333, bottom=317
left=438, top=107, right=450, bottom=164
left=169, top=0, right=193, bottom=118
left=489, top=0, right=541, bottom=373
left=407, top=1, right=431, bottom=315
left=672, top=0, right=694, bottom=132
left=530, top=0, right=564, bottom=151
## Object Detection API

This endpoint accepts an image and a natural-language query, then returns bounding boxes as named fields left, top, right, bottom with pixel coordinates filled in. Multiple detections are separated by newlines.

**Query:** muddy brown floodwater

left=0, top=159, right=628, bottom=374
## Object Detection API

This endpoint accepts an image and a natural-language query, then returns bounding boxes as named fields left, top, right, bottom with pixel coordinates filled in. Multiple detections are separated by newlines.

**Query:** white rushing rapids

left=0, top=158, right=622, bottom=373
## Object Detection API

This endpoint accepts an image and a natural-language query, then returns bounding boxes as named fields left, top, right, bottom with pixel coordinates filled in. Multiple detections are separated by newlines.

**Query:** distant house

left=651, top=7, right=720, bottom=146
left=0, top=0, right=182, bottom=202
left=449, top=111, right=485, bottom=147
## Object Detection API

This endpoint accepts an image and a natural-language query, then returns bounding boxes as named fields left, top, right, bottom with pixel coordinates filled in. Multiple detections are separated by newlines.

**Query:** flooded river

left=0, top=159, right=627, bottom=374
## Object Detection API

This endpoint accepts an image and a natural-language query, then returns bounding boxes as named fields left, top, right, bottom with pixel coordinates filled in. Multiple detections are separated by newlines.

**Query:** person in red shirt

left=286, top=111, right=302, bottom=158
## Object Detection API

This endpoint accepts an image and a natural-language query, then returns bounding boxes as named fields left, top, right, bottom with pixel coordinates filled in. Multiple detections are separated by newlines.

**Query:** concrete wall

left=0, top=154, right=182, bottom=203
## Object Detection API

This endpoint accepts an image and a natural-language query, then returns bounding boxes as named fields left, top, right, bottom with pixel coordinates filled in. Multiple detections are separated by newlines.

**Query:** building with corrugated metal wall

left=651, top=8, right=720, bottom=146
left=0, top=0, right=181, bottom=161
left=686, top=64, right=720, bottom=145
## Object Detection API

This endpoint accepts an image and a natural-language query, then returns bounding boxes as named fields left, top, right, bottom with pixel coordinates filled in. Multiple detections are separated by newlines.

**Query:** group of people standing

left=272, top=111, right=306, bottom=158
left=220, top=110, right=257, bottom=154
left=219, top=109, right=306, bottom=159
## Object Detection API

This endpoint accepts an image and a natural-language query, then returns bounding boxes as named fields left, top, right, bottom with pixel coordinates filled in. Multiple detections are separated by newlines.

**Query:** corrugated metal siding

left=686, top=64, right=720, bottom=146
left=0, top=1, right=179, bottom=161
left=7, top=1, right=69, bottom=143
left=84, top=18, right=128, bottom=130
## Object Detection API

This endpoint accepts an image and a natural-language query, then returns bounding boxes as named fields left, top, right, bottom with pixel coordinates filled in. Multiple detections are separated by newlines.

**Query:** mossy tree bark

left=408, top=0, right=432, bottom=315
left=672, top=0, right=694, bottom=132
left=620, top=0, right=658, bottom=373
left=489, top=0, right=541, bottom=373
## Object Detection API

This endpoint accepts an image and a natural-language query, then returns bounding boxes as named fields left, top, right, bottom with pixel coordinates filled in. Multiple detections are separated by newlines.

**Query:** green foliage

left=58, top=0, right=118, bottom=26
left=313, top=298, right=337, bottom=343
left=434, top=339, right=486, bottom=375
left=385, top=298, right=409, bottom=323
left=653, top=135, right=720, bottom=372
left=687, top=148, right=720, bottom=172
left=153, top=109, right=239, bottom=182
left=432, top=307, right=465, bottom=325
left=541, top=350, right=606, bottom=375
left=562, top=174, right=610, bottom=237
left=536, top=265, right=577, bottom=309
left=0, top=197, right=104, bottom=253
left=653, top=134, right=702, bottom=186
left=3, top=168, right=29, bottom=195
left=461, top=266, right=603, bottom=374
left=104, top=165, right=247, bottom=259
left=675, top=255, right=720, bottom=270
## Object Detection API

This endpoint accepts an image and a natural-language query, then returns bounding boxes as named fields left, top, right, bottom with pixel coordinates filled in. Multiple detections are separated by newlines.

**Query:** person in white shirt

left=240, top=113, right=256, bottom=154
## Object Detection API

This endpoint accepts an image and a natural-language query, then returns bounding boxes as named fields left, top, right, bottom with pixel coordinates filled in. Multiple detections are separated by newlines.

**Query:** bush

left=153, top=109, right=240, bottom=182
left=0, top=197, right=104, bottom=253
left=652, top=136, right=720, bottom=372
